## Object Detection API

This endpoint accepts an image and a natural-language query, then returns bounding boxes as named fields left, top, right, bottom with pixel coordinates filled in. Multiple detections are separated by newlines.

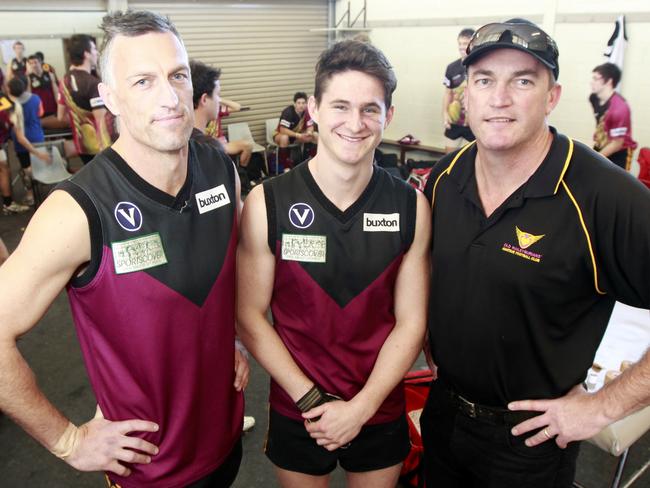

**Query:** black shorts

left=444, top=124, right=475, bottom=142
left=80, top=153, right=95, bottom=165
left=607, top=148, right=633, bottom=171
left=16, top=151, right=31, bottom=169
left=105, top=437, right=242, bottom=488
left=265, top=408, right=410, bottom=476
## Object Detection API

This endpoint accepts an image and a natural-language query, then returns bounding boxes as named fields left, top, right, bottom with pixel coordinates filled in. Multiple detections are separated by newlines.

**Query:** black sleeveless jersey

left=264, top=162, right=417, bottom=424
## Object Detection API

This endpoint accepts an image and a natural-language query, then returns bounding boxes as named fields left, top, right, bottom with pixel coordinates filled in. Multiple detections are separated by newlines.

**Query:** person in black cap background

left=421, top=18, right=650, bottom=487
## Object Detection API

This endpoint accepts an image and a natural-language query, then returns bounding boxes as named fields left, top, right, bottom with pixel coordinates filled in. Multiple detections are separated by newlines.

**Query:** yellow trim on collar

left=431, top=141, right=476, bottom=209
left=553, top=137, right=574, bottom=195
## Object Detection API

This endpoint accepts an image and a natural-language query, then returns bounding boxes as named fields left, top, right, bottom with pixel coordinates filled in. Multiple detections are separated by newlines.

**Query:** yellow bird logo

left=516, top=226, right=545, bottom=250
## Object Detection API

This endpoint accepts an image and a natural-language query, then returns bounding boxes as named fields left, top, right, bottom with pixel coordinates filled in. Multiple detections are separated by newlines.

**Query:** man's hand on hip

left=508, top=384, right=609, bottom=449
left=62, top=417, right=160, bottom=477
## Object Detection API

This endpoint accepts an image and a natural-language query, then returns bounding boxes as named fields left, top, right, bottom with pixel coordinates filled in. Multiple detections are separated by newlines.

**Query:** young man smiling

left=237, top=40, right=430, bottom=487
left=422, top=19, right=650, bottom=487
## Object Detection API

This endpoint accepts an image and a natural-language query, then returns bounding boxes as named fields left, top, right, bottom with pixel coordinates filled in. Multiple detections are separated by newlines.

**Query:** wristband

left=296, top=385, right=327, bottom=412
left=50, top=422, right=80, bottom=459
left=296, top=387, right=349, bottom=444
left=296, top=385, right=342, bottom=413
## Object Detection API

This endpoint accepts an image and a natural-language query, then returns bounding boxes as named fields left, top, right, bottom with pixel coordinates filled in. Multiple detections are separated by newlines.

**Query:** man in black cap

left=421, top=19, right=650, bottom=487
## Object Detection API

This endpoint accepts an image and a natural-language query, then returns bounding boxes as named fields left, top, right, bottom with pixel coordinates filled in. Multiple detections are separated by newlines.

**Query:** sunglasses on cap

left=463, top=22, right=559, bottom=80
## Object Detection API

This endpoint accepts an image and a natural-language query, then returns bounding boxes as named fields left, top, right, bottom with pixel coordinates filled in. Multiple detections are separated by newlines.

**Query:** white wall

left=336, top=0, right=650, bottom=153
left=0, top=11, right=105, bottom=79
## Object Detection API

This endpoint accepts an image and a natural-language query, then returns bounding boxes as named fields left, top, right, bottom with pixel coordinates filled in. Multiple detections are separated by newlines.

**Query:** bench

left=43, top=128, right=73, bottom=142
left=380, top=139, right=445, bottom=165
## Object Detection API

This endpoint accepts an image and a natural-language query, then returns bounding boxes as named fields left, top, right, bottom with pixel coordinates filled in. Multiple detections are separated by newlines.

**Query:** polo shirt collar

left=447, top=127, right=573, bottom=199
left=524, top=128, right=572, bottom=198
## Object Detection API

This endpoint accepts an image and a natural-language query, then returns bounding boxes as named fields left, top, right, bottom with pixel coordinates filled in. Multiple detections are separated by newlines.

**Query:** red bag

left=637, top=147, right=650, bottom=189
left=406, top=167, right=434, bottom=192
left=400, top=369, right=433, bottom=488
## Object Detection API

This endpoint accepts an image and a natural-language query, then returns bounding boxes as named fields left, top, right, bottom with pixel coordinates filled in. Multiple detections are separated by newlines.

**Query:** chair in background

left=572, top=302, right=650, bottom=488
left=30, top=140, right=73, bottom=208
left=226, top=122, right=268, bottom=175
left=265, top=118, right=300, bottom=175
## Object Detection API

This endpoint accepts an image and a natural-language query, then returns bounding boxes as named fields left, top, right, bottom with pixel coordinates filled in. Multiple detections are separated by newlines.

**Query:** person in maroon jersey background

left=26, top=54, right=69, bottom=130
left=589, top=62, right=637, bottom=170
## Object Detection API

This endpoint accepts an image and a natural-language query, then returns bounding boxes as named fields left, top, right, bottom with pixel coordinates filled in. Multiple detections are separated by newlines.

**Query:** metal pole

left=621, top=456, right=650, bottom=488
left=611, top=448, right=629, bottom=488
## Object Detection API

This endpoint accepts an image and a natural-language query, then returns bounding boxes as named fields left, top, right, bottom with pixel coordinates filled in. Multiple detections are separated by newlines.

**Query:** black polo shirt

left=424, top=128, right=650, bottom=406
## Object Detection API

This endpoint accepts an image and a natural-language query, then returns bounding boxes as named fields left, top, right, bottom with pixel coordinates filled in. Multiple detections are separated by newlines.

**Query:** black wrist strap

left=296, top=385, right=327, bottom=413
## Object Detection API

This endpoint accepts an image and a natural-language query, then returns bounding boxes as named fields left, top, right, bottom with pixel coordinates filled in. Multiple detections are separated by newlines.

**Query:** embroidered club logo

left=501, top=226, right=545, bottom=263
left=515, top=226, right=545, bottom=249
left=288, top=203, right=315, bottom=229
left=114, top=201, right=143, bottom=232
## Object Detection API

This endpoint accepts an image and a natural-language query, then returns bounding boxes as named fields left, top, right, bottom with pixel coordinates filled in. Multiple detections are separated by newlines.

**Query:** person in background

left=7, top=77, right=50, bottom=206
left=589, top=62, right=637, bottom=170
left=34, top=51, right=57, bottom=78
left=205, top=95, right=254, bottom=169
left=0, top=92, right=29, bottom=214
left=57, top=34, right=113, bottom=164
left=7, top=41, right=27, bottom=82
left=442, top=28, right=475, bottom=153
left=273, top=91, right=318, bottom=170
left=27, top=54, right=68, bottom=130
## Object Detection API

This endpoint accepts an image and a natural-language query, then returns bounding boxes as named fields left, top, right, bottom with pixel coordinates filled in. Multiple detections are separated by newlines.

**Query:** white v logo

left=292, top=208, right=310, bottom=225
left=118, top=207, right=137, bottom=227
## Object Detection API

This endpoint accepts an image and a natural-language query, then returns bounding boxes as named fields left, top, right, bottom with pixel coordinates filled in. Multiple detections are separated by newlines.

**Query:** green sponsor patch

left=111, top=232, right=168, bottom=274
left=281, top=234, right=326, bottom=263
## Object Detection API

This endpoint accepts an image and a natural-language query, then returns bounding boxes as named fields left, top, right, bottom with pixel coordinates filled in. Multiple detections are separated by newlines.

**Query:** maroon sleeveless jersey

left=264, top=163, right=417, bottom=424
left=59, top=141, right=243, bottom=487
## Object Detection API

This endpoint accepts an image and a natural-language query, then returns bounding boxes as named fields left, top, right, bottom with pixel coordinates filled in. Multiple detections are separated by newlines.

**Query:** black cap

left=463, top=19, right=560, bottom=80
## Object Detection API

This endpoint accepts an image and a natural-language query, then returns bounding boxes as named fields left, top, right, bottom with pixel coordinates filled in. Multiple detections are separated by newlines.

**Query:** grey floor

left=0, top=192, right=648, bottom=487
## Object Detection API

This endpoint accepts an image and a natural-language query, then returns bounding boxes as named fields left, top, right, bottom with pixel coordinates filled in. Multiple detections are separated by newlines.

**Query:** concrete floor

left=0, top=203, right=648, bottom=487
